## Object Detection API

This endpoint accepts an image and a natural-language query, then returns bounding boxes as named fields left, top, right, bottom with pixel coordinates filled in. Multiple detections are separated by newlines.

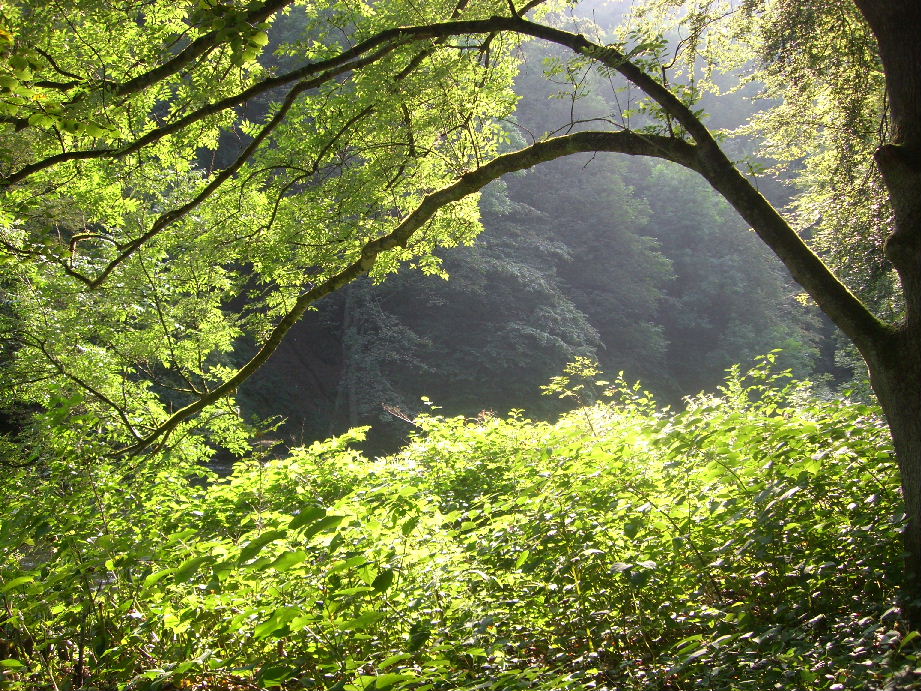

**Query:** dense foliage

left=0, top=0, right=528, bottom=463
left=2, top=359, right=916, bottom=689
left=4, top=0, right=921, bottom=689
left=241, top=33, right=823, bottom=450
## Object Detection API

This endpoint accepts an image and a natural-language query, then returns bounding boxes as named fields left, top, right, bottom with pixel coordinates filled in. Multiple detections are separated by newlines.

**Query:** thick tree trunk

left=854, top=0, right=921, bottom=626
left=868, top=337, right=921, bottom=625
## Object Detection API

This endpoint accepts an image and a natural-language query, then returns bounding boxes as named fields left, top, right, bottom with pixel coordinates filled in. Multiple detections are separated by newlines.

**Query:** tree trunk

left=853, top=0, right=921, bottom=626
left=868, top=336, right=921, bottom=625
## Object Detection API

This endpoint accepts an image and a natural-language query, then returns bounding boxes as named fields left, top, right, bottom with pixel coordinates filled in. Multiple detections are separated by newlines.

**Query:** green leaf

left=0, top=659, right=27, bottom=670
left=337, top=610, right=384, bottom=631
left=302, top=514, right=345, bottom=541
left=27, top=112, right=56, bottom=127
left=0, top=576, right=34, bottom=593
left=268, top=550, right=308, bottom=572
left=331, top=585, right=375, bottom=597
left=288, top=506, right=326, bottom=530
left=259, top=664, right=297, bottom=687
left=59, top=119, right=81, bottom=134
left=673, top=634, right=704, bottom=654
left=329, top=555, right=369, bottom=574
left=372, top=672, right=415, bottom=689
left=82, top=122, right=114, bottom=138
left=254, top=606, right=303, bottom=639
left=378, top=653, right=412, bottom=670
left=244, top=555, right=275, bottom=571
left=166, top=528, right=198, bottom=545
left=371, top=569, right=394, bottom=593
left=174, top=555, right=211, bottom=583
left=237, top=529, right=286, bottom=564
left=400, top=516, right=419, bottom=536
left=249, top=30, right=270, bottom=46
left=624, top=519, right=643, bottom=539
left=408, top=623, right=430, bottom=652
left=899, top=630, right=921, bottom=651
left=142, top=568, right=174, bottom=589
left=173, top=660, right=197, bottom=675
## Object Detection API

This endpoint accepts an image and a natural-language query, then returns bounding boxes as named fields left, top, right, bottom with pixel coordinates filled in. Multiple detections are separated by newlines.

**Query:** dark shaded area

left=234, top=10, right=830, bottom=456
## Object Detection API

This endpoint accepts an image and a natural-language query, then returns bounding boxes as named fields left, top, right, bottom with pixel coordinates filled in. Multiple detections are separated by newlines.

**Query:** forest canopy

left=0, top=0, right=889, bottom=461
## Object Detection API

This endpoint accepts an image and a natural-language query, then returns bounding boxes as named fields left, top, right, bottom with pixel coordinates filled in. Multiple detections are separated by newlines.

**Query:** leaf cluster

left=1, top=358, right=913, bottom=690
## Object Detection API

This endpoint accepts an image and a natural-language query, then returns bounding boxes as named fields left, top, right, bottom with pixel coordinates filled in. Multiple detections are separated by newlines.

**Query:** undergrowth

left=1, top=356, right=917, bottom=689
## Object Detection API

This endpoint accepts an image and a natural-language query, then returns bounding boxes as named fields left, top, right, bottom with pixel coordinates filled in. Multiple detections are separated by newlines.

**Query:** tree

left=635, top=161, right=819, bottom=394
left=2, top=0, right=921, bottom=618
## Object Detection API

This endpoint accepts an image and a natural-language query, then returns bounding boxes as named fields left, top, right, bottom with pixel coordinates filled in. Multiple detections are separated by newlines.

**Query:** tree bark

left=853, top=0, right=921, bottom=625
left=866, top=334, right=921, bottom=624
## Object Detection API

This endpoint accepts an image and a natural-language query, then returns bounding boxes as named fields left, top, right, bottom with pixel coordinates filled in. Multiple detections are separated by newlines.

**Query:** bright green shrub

left=0, top=358, right=914, bottom=690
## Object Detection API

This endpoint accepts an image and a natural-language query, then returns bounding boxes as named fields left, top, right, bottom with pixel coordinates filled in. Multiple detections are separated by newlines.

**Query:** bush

left=0, top=358, right=916, bottom=690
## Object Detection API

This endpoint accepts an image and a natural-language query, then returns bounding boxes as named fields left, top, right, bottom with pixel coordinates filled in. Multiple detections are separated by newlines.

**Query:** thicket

left=2, top=357, right=915, bottom=690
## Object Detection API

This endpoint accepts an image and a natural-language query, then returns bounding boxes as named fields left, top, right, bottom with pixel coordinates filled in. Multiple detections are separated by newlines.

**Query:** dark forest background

left=233, top=10, right=849, bottom=454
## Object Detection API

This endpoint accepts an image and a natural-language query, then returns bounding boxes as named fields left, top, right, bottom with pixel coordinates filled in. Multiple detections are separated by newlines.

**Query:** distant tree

left=3, top=0, right=921, bottom=619
left=636, top=162, right=819, bottom=393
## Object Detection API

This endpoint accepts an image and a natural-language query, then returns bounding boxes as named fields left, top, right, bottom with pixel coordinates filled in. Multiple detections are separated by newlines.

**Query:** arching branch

left=118, top=129, right=697, bottom=455
left=2, top=13, right=712, bottom=188
left=5, top=9, right=892, bottom=451
left=690, top=144, right=892, bottom=355
left=497, top=16, right=889, bottom=354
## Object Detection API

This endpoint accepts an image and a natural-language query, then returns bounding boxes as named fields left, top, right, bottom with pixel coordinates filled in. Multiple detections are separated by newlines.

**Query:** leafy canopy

left=0, top=0, right=536, bottom=461
left=1, top=0, right=891, bottom=461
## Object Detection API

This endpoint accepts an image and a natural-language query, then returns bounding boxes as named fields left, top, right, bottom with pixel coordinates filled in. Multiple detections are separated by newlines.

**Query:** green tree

left=3, top=0, right=921, bottom=620
left=637, top=161, right=819, bottom=393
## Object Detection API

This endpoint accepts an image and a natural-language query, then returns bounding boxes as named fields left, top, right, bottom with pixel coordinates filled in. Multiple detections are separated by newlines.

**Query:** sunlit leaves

left=0, top=360, right=913, bottom=688
left=0, top=0, right=525, bottom=458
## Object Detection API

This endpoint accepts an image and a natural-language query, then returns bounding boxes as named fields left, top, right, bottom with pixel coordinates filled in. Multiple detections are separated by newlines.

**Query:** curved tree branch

left=1, top=37, right=411, bottom=186
left=5, top=10, right=891, bottom=448
left=497, top=16, right=890, bottom=353
left=689, top=144, right=892, bottom=355
left=4, top=13, right=701, bottom=188
left=118, top=129, right=696, bottom=454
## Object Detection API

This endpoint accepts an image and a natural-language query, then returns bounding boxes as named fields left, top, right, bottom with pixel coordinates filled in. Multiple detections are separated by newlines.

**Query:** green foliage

left=1, top=359, right=913, bottom=689
left=0, top=3, right=912, bottom=689
left=632, top=0, right=896, bottom=314
left=634, top=161, right=821, bottom=393
left=0, top=0, right=828, bottom=469
left=0, top=0, right=523, bottom=463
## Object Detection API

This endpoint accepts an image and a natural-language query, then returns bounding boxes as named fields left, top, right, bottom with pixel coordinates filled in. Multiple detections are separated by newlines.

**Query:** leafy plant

left=2, top=358, right=915, bottom=689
